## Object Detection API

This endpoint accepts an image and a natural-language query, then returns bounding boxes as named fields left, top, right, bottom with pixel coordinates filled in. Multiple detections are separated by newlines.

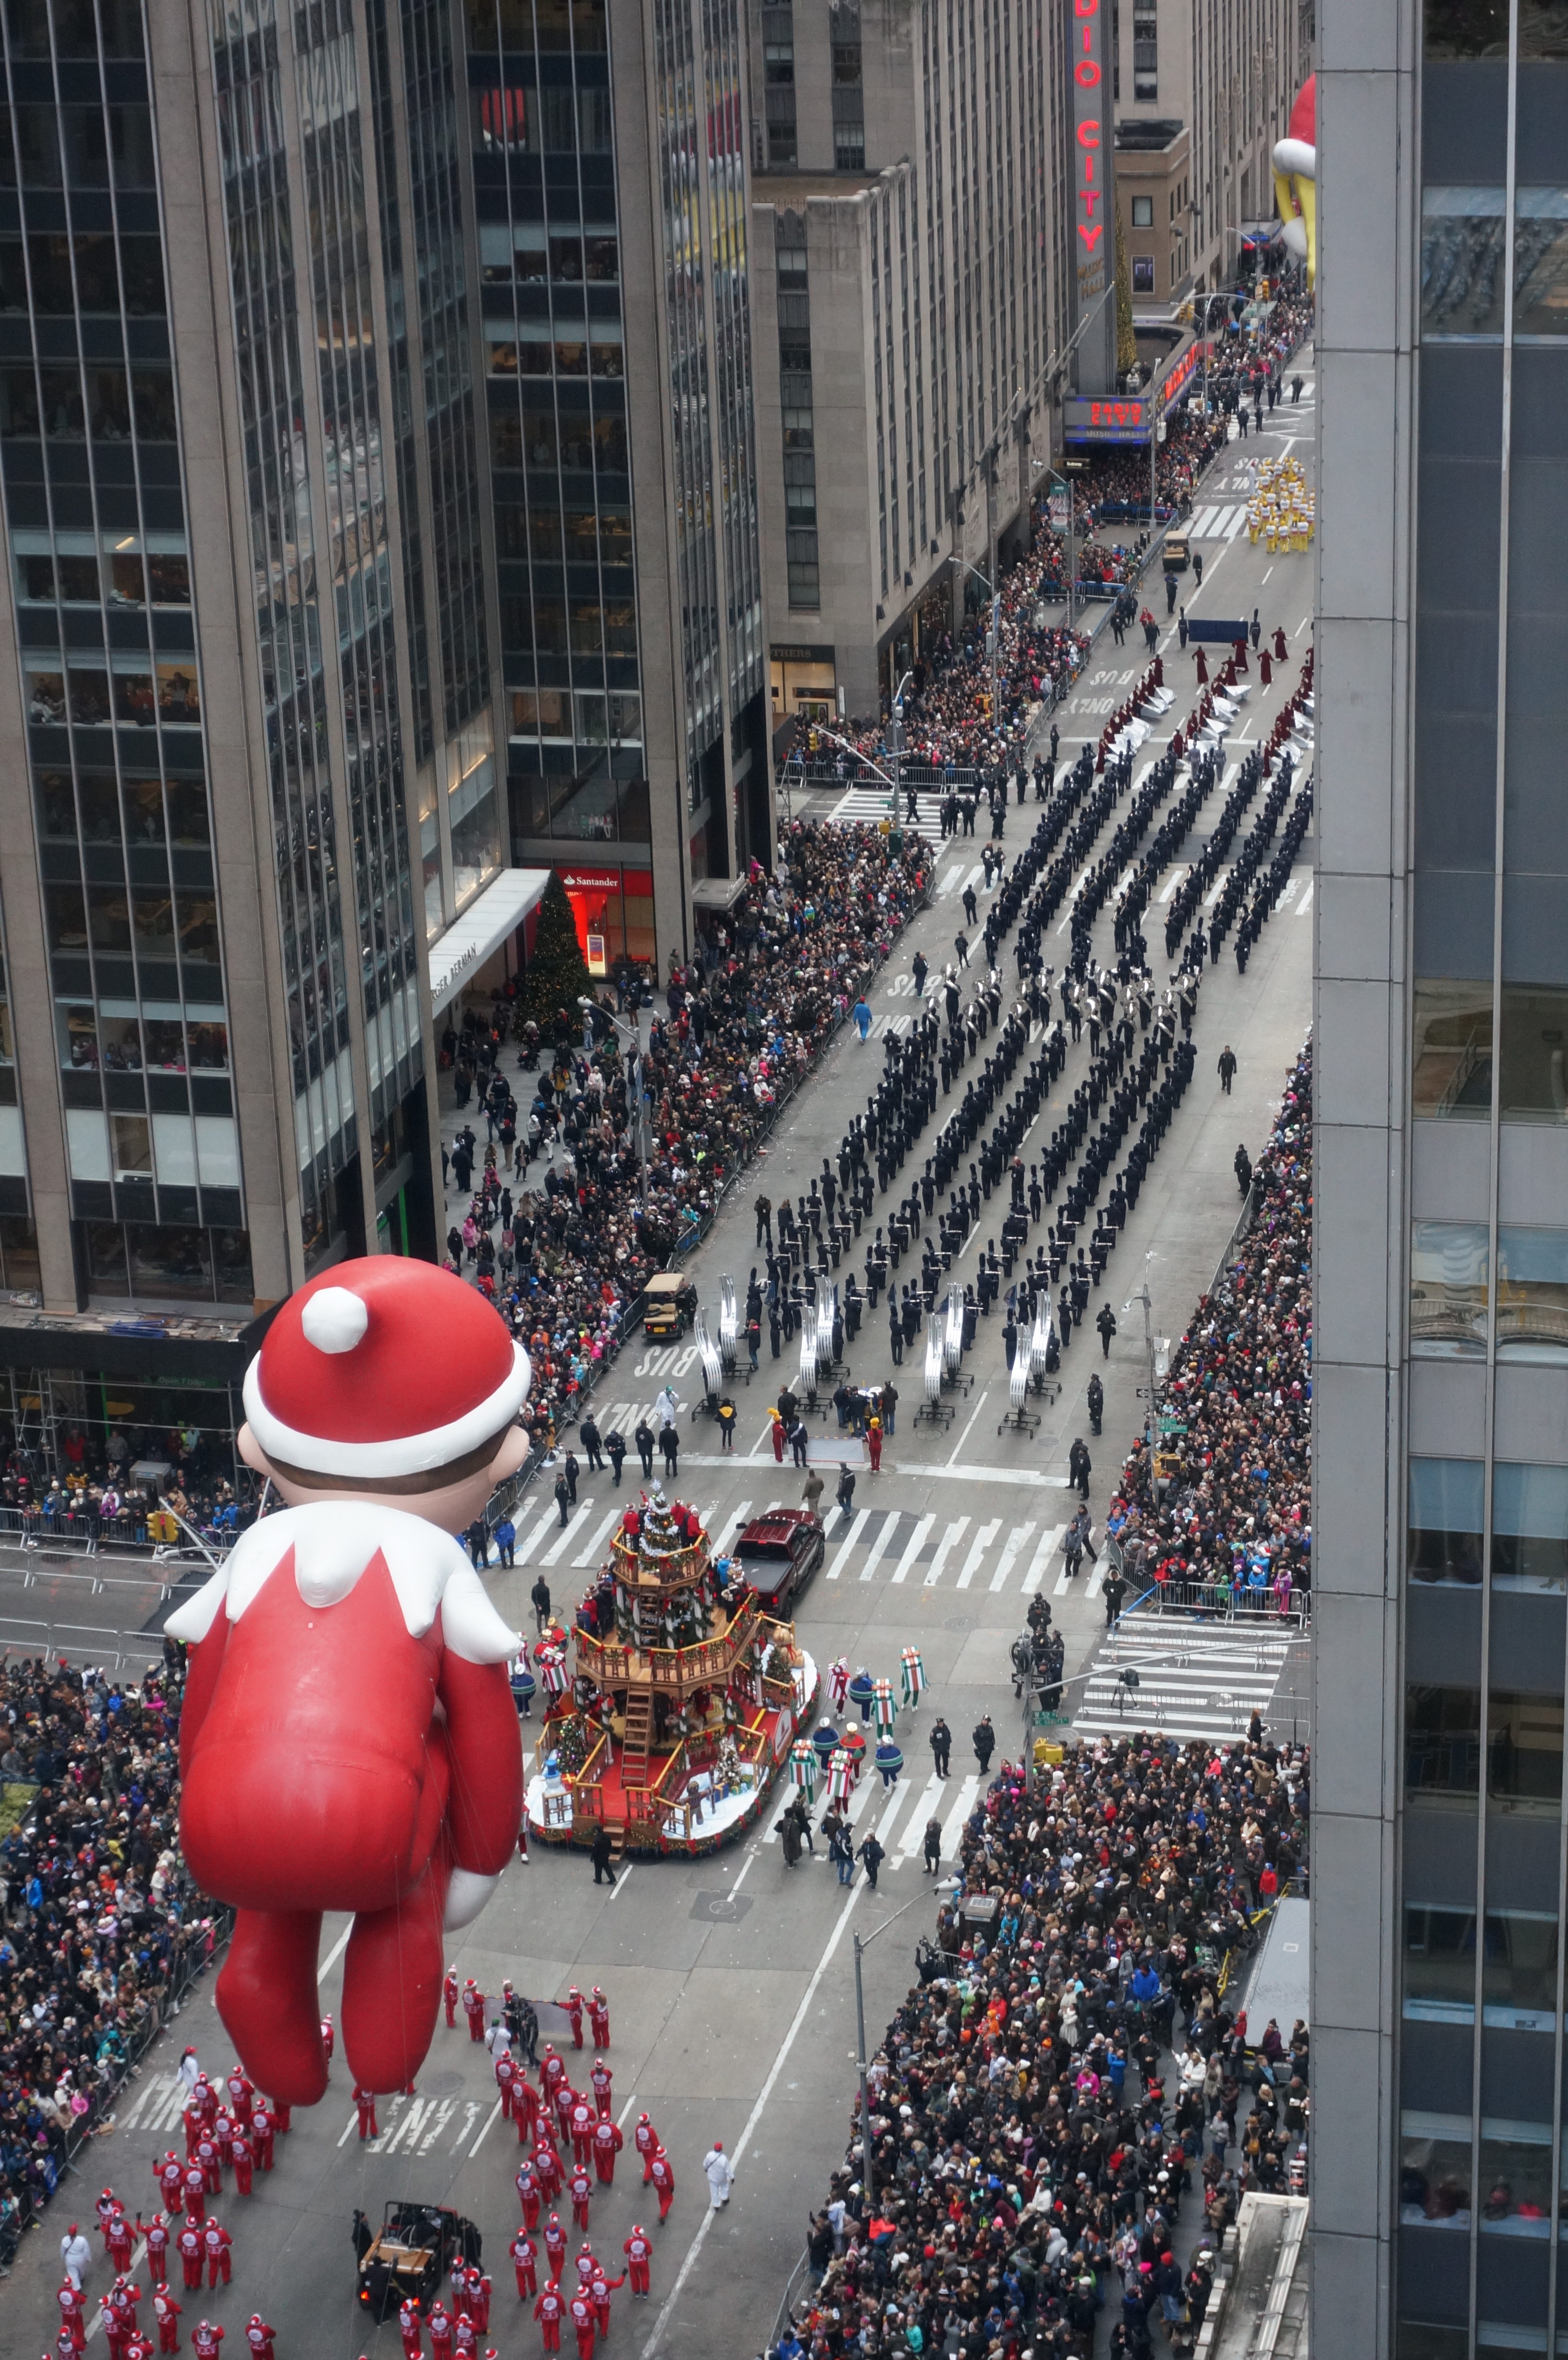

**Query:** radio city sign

left=1069, top=0, right=1111, bottom=302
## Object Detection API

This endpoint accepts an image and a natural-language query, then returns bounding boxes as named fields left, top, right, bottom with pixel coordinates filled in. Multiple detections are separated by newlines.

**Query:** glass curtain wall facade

left=471, top=0, right=768, bottom=926
left=0, top=0, right=253, bottom=1304
left=1400, top=11, right=1568, bottom=2356
left=1312, top=5, right=1568, bottom=2358
left=470, top=0, right=652, bottom=861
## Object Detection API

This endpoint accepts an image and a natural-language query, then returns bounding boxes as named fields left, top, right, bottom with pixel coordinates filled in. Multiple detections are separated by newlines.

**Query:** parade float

left=526, top=1487, right=818, bottom=1856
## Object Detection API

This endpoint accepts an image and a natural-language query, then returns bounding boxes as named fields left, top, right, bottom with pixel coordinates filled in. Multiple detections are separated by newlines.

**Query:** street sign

left=1159, top=1415, right=1188, bottom=1436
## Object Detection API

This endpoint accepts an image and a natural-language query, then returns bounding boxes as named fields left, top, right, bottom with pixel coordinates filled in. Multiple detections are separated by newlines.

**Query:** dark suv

left=733, top=1509, right=824, bottom=1614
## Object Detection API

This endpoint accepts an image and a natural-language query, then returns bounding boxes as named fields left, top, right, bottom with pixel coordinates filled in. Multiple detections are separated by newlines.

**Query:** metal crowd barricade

left=1135, top=1576, right=1309, bottom=1629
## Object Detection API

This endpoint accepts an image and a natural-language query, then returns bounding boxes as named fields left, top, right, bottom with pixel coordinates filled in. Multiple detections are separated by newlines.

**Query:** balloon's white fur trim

left=443, top=1868, right=501, bottom=1930
left=243, top=1341, right=531, bottom=1477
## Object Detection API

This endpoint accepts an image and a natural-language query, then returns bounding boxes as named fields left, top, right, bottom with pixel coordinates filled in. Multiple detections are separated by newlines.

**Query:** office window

left=1413, top=980, right=1493, bottom=1117
left=1410, top=1222, right=1490, bottom=1356
left=1403, top=1904, right=1478, bottom=2015
left=1493, top=1463, right=1568, bottom=1590
left=1495, top=1227, right=1568, bottom=1358
left=1400, top=2119, right=1474, bottom=2228
left=1406, top=1684, right=1482, bottom=1795
left=1132, top=257, right=1156, bottom=293
left=1421, top=189, right=1507, bottom=338
left=1410, top=1458, right=1484, bottom=1586
left=1489, top=1695, right=1564, bottom=1807
left=1131, top=196, right=1154, bottom=228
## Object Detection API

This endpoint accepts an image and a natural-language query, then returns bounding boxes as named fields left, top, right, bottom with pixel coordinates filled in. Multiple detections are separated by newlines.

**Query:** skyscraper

left=1313, top=5, right=1568, bottom=2355
left=0, top=0, right=501, bottom=1468
left=469, top=0, right=772, bottom=966
left=746, top=0, right=1074, bottom=725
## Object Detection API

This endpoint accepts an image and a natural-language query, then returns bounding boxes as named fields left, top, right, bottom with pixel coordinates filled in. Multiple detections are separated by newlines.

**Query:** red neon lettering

left=1078, top=224, right=1103, bottom=253
left=1076, top=58, right=1100, bottom=83
left=1075, top=0, right=1099, bottom=15
left=1077, top=122, right=1101, bottom=148
left=1080, top=189, right=1102, bottom=216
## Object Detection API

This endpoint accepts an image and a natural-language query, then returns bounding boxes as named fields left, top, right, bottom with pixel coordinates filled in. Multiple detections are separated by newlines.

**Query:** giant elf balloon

left=166, top=1260, right=531, bottom=2102
left=1273, top=74, right=1316, bottom=289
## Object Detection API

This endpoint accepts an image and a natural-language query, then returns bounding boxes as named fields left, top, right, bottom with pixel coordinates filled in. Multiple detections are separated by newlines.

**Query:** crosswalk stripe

left=940, top=1774, right=981, bottom=1859
left=1297, top=881, right=1314, bottom=915
left=1071, top=1625, right=1292, bottom=1742
left=513, top=1501, right=560, bottom=1565
left=1021, top=1524, right=1064, bottom=1593
left=1188, top=506, right=1216, bottom=537
left=845, top=1761, right=884, bottom=1827
left=989, top=1523, right=1036, bottom=1593
left=572, top=1505, right=624, bottom=1567
left=826, top=1508, right=871, bottom=1579
left=956, top=1519, right=1002, bottom=1590
left=895, top=1773, right=944, bottom=1861
left=923, top=1517, right=969, bottom=1587
left=540, top=1501, right=592, bottom=1565
left=875, top=1776, right=917, bottom=1847
left=714, top=1499, right=752, bottom=1548
left=858, top=1511, right=901, bottom=1584
left=889, top=1512, right=935, bottom=1584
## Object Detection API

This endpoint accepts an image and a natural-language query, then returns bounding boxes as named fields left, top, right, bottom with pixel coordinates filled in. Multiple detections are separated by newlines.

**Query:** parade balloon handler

left=165, top=1258, right=531, bottom=2105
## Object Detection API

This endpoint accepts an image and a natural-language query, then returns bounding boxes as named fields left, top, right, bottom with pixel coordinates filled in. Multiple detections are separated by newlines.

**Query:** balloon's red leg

left=216, top=1908, right=328, bottom=2105
left=340, top=1853, right=450, bottom=2094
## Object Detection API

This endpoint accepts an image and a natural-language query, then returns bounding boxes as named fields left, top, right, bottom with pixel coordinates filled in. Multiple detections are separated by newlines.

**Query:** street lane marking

left=573, top=1505, right=624, bottom=1566
left=990, top=1523, right=1036, bottom=1592
left=923, top=1516, right=970, bottom=1586
left=889, top=1511, right=935, bottom=1583
left=1021, top=1524, right=1065, bottom=1593
left=826, top=1508, right=870, bottom=1578
left=858, top=1510, right=900, bottom=1583
left=540, top=1503, right=592, bottom=1565
left=956, top=1519, right=1003, bottom=1588
left=638, top=1878, right=866, bottom=2359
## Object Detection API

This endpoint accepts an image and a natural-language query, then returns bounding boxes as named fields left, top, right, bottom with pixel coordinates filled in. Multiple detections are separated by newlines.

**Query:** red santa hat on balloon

left=243, top=1258, right=531, bottom=1479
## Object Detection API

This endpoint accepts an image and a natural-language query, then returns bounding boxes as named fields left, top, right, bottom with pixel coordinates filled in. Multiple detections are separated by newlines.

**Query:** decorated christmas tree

left=515, top=871, right=596, bottom=1027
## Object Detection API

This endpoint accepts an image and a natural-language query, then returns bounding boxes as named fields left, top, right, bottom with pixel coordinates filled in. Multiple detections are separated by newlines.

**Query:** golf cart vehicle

left=357, top=2200, right=481, bottom=2319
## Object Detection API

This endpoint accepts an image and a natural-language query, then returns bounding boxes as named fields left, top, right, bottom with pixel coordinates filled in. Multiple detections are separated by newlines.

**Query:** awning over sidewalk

left=692, top=874, right=747, bottom=913
left=427, top=866, right=552, bottom=1014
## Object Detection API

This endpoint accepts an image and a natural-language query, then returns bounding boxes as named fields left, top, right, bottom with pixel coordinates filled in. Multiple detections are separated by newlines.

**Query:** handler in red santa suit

left=165, top=1261, right=531, bottom=2104
left=622, top=2228, right=652, bottom=2299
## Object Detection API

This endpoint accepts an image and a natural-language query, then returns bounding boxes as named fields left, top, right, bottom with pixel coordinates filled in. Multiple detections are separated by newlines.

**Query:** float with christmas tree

left=525, top=1487, right=819, bottom=1857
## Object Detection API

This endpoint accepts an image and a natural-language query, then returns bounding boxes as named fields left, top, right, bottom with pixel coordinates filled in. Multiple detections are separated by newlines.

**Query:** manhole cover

left=692, top=1892, right=754, bottom=1924
left=422, top=2070, right=464, bottom=2095
left=944, top=1614, right=972, bottom=1633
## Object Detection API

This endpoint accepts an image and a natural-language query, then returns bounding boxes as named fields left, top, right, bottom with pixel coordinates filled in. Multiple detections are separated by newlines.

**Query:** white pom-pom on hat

left=299, top=1287, right=370, bottom=1355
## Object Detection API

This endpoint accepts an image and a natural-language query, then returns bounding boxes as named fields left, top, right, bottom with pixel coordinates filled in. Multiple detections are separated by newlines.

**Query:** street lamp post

left=803, top=724, right=901, bottom=807
left=889, top=668, right=914, bottom=823
left=1038, top=467, right=1077, bottom=630
left=956, top=561, right=1000, bottom=729
left=579, top=995, right=651, bottom=1210
left=1126, top=1251, right=1160, bottom=1475
left=851, top=1880, right=959, bottom=2207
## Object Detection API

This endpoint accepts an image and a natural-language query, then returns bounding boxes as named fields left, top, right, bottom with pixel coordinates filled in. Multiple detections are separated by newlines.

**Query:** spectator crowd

left=0, top=1647, right=218, bottom=2262
left=1102, top=1042, right=1313, bottom=1619
left=779, top=1728, right=1310, bottom=2360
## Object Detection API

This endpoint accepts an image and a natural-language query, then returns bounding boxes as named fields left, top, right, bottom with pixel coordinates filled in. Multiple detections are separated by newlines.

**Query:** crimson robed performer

left=166, top=1259, right=532, bottom=2102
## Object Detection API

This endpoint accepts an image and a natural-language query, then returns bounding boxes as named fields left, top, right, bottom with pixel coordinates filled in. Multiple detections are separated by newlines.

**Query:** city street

left=0, top=383, right=1316, bottom=2360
